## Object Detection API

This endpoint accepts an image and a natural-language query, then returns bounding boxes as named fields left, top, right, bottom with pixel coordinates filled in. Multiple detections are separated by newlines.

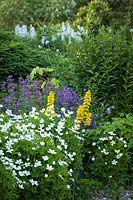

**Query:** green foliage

left=30, top=67, right=54, bottom=79
left=69, top=26, right=133, bottom=113
left=52, top=53, right=77, bottom=88
left=30, top=67, right=60, bottom=88
left=0, top=27, right=78, bottom=87
left=73, top=0, right=110, bottom=30
left=75, top=0, right=89, bottom=7
left=0, top=28, right=60, bottom=82
left=73, top=178, right=102, bottom=200
left=83, top=114, right=133, bottom=198
left=0, top=106, right=83, bottom=199
left=0, top=0, right=77, bottom=28
left=0, top=163, right=18, bottom=200
left=73, top=0, right=130, bottom=30
left=106, top=0, right=130, bottom=27
left=0, top=0, right=130, bottom=29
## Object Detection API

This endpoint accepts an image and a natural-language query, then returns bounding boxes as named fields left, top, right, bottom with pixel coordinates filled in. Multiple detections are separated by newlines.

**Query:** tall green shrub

left=69, top=26, right=133, bottom=113
left=73, top=0, right=110, bottom=30
left=73, top=0, right=130, bottom=29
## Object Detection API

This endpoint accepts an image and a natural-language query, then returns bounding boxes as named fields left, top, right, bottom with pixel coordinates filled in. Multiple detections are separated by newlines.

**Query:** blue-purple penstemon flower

left=55, top=87, right=80, bottom=113
left=0, top=76, right=81, bottom=116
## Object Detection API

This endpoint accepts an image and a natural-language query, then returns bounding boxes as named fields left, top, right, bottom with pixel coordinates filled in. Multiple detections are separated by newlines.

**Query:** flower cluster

left=76, top=90, right=92, bottom=127
left=90, top=131, right=128, bottom=164
left=15, top=23, right=88, bottom=46
left=15, top=24, right=36, bottom=38
left=0, top=76, right=80, bottom=115
left=51, top=22, right=88, bottom=44
left=55, top=87, right=80, bottom=113
left=86, top=129, right=130, bottom=183
left=0, top=105, right=83, bottom=192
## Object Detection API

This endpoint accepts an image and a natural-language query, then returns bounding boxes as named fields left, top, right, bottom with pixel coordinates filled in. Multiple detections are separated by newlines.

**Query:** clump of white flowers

left=90, top=130, right=128, bottom=166
left=15, top=24, right=36, bottom=38
left=15, top=22, right=88, bottom=45
left=0, top=106, right=83, bottom=191
left=51, top=22, right=88, bottom=44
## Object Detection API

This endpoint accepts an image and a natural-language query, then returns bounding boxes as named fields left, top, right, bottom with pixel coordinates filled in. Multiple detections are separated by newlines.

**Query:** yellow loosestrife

left=76, top=90, right=92, bottom=127
left=83, top=90, right=91, bottom=108
left=45, top=91, right=56, bottom=116
left=76, top=105, right=85, bottom=124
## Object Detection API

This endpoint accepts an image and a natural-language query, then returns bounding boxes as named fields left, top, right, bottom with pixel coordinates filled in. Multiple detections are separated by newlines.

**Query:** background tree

left=0, top=0, right=77, bottom=28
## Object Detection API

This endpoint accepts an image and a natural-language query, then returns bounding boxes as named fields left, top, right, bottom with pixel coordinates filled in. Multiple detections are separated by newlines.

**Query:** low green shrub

left=0, top=27, right=77, bottom=88
left=0, top=28, right=60, bottom=82
left=82, top=114, right=133, bottom=199
left=0, top=163, right=18, bottom=200
left=0, top=105, right=83, bottom=200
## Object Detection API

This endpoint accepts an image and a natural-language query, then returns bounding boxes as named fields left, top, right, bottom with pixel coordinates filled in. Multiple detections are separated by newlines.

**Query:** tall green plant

left=69, top=26, right=133, bottom=113
left=73, top=0, right=130, bottom=29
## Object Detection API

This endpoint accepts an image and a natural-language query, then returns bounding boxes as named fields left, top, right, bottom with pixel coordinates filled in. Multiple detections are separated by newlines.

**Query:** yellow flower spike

left=76, top=90, right=92, bottom=127
left=76, top=105, right=85, bottom=125
left=83, top=90, right=91, bottom=108
left=84, top=112, right=92, bottom=126
left=45, top=91, right=56, bottom=116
